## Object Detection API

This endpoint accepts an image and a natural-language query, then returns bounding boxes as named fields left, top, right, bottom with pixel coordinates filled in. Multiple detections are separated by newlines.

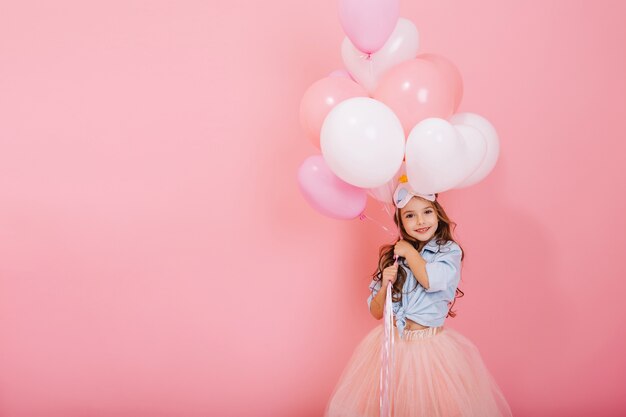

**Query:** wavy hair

left=372, top=195, right=465, bottom=318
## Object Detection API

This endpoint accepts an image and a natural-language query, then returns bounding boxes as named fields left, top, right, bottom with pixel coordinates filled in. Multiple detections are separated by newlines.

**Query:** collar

left=421, top=239, right=440, bottom=254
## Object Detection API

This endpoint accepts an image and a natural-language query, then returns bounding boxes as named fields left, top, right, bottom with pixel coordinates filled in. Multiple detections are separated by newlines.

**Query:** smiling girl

left=324, top=177, right=513, bottom=417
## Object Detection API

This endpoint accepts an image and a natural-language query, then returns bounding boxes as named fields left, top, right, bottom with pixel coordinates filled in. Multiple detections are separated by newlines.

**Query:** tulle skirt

left=324, top=324, right=512, bottom=417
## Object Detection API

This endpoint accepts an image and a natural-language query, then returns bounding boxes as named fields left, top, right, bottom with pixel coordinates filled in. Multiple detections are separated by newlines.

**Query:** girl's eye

left=405, top=214, right=414, bottom=218
left=425, top=210, right=433, bottom=214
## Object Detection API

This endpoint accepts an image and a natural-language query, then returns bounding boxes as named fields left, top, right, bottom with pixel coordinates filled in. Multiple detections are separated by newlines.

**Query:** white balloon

left=454, top=124, right=488, bottom=183
left=342, top=18, right=419, bottom=93
left=321, top=97, right=405, bottom=189
left=449, top=113, right=500, bottom=188
left=405, top=118, right=485, bottom=194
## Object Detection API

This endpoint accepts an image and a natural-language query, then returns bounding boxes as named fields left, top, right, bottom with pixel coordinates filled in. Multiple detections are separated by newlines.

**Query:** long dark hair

left=372, top=195, right=465, bottom=318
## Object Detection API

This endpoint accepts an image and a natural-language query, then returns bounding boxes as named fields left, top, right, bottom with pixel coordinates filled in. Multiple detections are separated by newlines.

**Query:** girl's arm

left=402, top=242, right=463, bottom=293
left=395, top=240, right=431, bottom=289
left=404, top=251, right=431, bottom=290
left=369, top=283, right=388, bottom=320
left=369, top=265, right=398, bottom=320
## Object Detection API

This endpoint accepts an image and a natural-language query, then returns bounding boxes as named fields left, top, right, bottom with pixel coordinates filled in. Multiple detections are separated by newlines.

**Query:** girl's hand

left=382, top=264, right=398, bottom=287
left=394, top=239, right=417, bottom=259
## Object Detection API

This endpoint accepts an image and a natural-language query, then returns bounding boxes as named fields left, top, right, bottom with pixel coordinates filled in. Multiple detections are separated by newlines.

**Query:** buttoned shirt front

left=367, top=238, right=463, bottom=337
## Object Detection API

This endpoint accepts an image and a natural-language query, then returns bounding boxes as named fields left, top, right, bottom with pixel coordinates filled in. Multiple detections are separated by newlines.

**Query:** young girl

left=324, top=178, right=513, bottom=417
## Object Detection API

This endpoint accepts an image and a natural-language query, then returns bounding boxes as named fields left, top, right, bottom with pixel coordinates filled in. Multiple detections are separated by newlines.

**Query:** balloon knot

left=359, top=214, right=367, bottom=221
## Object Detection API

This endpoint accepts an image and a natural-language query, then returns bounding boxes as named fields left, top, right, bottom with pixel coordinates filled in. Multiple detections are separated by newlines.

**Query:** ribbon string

left=380, top=256, right=397, bottom=417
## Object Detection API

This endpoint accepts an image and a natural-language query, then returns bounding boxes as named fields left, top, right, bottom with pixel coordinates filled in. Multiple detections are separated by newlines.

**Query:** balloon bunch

left=297, top=0, right=499, bottom=221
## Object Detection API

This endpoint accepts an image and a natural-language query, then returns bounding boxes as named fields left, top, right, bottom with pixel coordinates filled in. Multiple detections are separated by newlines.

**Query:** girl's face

left=399, top=197, right=438, bottom=242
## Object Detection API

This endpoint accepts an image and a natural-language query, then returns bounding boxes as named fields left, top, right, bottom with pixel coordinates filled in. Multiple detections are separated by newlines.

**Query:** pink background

left=1, top=1, right=625, bottom=416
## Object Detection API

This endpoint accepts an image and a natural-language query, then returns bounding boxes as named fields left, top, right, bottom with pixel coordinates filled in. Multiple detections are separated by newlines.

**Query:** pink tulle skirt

left=324, top=324, right=512, bottom=417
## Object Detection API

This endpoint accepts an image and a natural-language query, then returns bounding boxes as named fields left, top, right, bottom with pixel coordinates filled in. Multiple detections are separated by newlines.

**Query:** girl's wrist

left=405, top=249, right=421, bottom=263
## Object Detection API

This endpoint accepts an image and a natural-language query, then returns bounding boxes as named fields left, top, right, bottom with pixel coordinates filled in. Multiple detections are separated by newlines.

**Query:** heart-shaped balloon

left=450, top=113, right=500, bottom=188
left=405, top=118, right=487, bottom=194
left=453, top=124, right=488, bottom=183
left=342, top=18, right=420, bottom=93
left=297, top=155, right=367, bottom=220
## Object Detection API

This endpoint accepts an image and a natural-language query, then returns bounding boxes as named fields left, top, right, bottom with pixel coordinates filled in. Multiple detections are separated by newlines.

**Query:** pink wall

left=1, top=1, right=625, bottom=416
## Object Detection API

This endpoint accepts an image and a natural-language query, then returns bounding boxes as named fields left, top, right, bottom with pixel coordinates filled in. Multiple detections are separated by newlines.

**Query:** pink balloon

left=299, top=77, right=367, bottom=148
left=419, top=53, right=463, bottom=111
left=328, top=69, right=355, bottom=80
left=297, top=155, right=367, bottom=220
left=373, top=58, right=456, bottom=135
left=338, top=0, right=400, bottom=54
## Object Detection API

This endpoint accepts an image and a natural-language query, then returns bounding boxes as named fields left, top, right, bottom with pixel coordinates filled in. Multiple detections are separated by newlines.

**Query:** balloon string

left=359, top=52, right=374, bottom=80
left=359, top=213, right=397, bottom=238
left=380, top=256, right=397, bottom=417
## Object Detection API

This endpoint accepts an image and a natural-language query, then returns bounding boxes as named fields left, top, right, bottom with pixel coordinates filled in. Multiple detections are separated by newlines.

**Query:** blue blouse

left=367, top=238, right=463, bottom=337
